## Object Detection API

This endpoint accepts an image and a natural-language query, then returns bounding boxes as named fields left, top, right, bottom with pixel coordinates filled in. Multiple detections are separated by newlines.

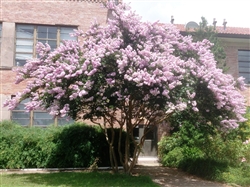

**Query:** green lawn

left=0, top=171, right=159, bottom=187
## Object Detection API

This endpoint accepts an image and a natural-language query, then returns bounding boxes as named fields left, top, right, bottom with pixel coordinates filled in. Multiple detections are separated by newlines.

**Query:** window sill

left=0, top=66, right=12, bottom=70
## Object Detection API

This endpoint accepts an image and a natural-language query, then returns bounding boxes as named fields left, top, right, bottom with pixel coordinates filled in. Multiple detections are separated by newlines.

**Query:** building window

left=109, top=0, right=119, bottom=5
left=238, top=50, right=250, bottom=84
left=15, top=24, right=77, bottom=66
left=12, top=98, right=73, bottom=127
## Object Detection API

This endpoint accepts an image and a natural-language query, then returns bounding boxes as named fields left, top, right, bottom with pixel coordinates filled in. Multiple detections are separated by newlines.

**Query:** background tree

left=189, top=17, right=227, bottom=72
left=169, top=17, right=236, bottom=134
left=4, top=3, right=246, bottom=174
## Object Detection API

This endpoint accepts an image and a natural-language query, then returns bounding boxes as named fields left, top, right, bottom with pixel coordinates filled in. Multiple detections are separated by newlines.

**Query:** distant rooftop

left=174, top=24, right=250, bottom=37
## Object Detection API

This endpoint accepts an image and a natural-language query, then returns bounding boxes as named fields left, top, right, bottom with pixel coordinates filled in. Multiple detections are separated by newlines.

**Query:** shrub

left=220, top=164, right=250, bottom=186
left=0, top=121, right=61, bottom=169
left=179, top=158, right=228, bottom=180
left=46, top=123, right=101, bottom=168
left=158, top=116, right=250, bottom=181
left=0, top=121, right=133, bottom=169
left=161, top=147, right=184, bottom=167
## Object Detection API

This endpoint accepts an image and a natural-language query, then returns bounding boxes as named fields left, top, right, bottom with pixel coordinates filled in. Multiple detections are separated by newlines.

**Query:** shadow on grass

left=4, top=171, right=159, bottom=187
left=179, top=158, right=229, bottom=180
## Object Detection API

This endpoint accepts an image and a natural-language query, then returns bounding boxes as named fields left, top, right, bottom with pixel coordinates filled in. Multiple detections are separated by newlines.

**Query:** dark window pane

left=13, top=98, right=30, bottom=109
left=12, top=112, right=30, bottom=118
left=238, top=50, right=250, bottom=84
left=16, top=25, right=34, bottom=39
left=13, top=119, right=30, bottom=126
left=12, top=98, right=30, bottom=126
left=48, top=40, right=57, bottom=50
left=238, top=56, right=250, bottom=61
left=33, top=111, right=54, bottom=126
left=15, top=53, right=33, bottom=66
left=58, top=117, right=74, bottom=125
left=15, top=59, right=28, bottom=66
left=145, top=130, right=154, bottom=140
left=38, top=39, right=46, bottom=44
left=239, top=67, right=250, bottom=72
left=33, top=119, right=54, bottom=126
left=48, top=27, right=57, bottom=39
left=38, top=26, right=57, bottom=39
left=238, top=50, right=250, bottom=57
left=145, top=126, right=156, bottom=140
left=38, top=40, right=57, bottom=50
left=37, top=26, right=48, bottom=38
left=133, top=127, right=139, bottom=140
left=239, top=61, right=250, bottom=68
left=239, top=73, right=250, bottom=82
left=60, top=27, right=77, bottom=41
left=14, top=103, right=25, bottom=110
left=34, top=111, right=53, bottom=119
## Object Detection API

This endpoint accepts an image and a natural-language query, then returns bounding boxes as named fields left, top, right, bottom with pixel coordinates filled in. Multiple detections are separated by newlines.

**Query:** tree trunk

left=118, top=126, right=124, bottom=169
left=110, top=127, right=118, bottom=172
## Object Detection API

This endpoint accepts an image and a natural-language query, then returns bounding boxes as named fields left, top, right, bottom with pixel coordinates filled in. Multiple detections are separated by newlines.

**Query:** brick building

left=176, top=24, right=250, bottom=106
left=157, top=24, right=250, bottom=151
left=0, top=0, right=110, bottom=126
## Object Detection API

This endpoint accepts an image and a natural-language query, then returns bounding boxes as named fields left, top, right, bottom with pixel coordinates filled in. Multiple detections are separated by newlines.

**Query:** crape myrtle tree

left=4, top=3, right=247, bottom=174
left=169, top=17, right=229, bottom=134
left=190, top=17, right=227, bottom=72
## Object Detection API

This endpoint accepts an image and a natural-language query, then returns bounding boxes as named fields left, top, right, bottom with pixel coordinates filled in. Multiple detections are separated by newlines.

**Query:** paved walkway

left=134, top=157, right=232, bottom=187
left=1, top=157, right=233, bottom=187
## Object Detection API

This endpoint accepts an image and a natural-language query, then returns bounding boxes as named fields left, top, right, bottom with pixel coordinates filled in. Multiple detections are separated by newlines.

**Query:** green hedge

left=0, top=121, right=133, bottom=169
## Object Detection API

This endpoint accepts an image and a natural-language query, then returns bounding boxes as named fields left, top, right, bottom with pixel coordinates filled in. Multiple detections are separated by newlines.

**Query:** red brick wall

left=224, top=45, right=239, bottom=78
left=0, top=70, right=27, bottom=95
left=1, top=0, right=108, bottom=31
left=222, top=39, right=250, bottom=106
left=0, top=0, right=109, bottom=95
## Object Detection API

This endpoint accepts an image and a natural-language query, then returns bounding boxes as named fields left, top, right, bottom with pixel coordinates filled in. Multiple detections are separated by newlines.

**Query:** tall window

left=15, top=25, right=77, bottom=66
left=238, top=50, right=250, bottom=84
left=12, top=98, right=73, bottom=127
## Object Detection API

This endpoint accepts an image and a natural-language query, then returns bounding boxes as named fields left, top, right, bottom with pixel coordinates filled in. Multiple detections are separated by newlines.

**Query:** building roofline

left=66, top=0, right=106, bottom=2
left=174, top=24, right=250, bottom=39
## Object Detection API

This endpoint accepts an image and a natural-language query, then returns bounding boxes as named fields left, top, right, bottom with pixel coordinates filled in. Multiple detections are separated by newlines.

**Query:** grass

left=0, top=171, right=159, bottom=187
left=218, top=164, right=250, bottom=187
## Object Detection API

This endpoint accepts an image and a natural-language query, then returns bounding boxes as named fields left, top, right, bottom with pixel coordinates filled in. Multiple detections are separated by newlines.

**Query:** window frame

left=11, top=97, right=73, bottom=127
left=238, top=50, right=250, bottom=84
left=15, top=24, right=77, bottom=66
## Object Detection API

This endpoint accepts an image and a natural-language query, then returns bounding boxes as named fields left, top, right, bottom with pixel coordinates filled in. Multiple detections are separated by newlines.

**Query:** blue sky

left=123, top=0, right=250, bottom=28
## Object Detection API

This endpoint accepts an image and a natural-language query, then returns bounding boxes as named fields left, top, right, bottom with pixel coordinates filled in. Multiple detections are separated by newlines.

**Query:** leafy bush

left=46, top=123, right=101, bottom=168
left=179, top=158, right=228, bottom=180
left=158, top=107, right=250, bottom=185
left=0, top=121, right=133, bottom=169
left=220, top=164, right=250, bottom=186
left=0, top=121, right=56, bottom=169
left=160, top=147, right=184, bottom=167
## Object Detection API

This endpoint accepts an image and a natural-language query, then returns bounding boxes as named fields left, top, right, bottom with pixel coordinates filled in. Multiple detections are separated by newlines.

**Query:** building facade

left=0, top=0, right=109, bottom=126
left=175, top=24, right=250, bottom=106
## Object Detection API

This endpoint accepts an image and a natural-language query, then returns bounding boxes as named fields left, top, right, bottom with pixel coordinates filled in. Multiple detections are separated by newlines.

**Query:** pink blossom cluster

left=243, top=139, right=249, bottom=145
left=4, top=2, right=246, bottom=129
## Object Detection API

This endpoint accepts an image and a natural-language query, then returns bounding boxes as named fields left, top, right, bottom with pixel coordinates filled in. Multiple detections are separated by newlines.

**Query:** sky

left=123, top=0, right=250, bottom=28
